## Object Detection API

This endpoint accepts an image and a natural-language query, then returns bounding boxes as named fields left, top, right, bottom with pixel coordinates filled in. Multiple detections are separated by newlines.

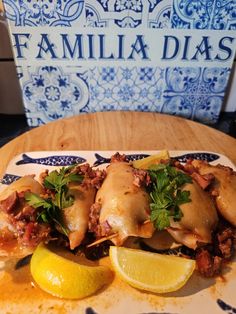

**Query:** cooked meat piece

left=191, top=172, right=215, bottom=190
left=196, top=224, right=235, bottom=277
left=88, top=202, right=112, bottom=238
left=196, top=249, right=222, bottom=277
left=215, top=226, right=235, bottom=259
left=74, top=163, right=106, bottom=189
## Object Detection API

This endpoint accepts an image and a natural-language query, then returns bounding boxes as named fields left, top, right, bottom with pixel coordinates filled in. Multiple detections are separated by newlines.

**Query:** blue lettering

left=118, top=34, right=125, bottom=60
left=162, top=36, right=179, bottom=60
left=87, top=34, right=96, bottom=59
left=12, top=33, right=30, bottom=59
left=36, top=34, right=57, bottom=59
left=215, top=36, right=234, bottom=61
left=128, top=35, right=149, bottom=60
left=61, top=34, right=84, bottom=59
left=191, top=36, right=212, bottom=61
left=99, top=34, right=115, bottom=59
left=182, top=36, right=191, bottom=60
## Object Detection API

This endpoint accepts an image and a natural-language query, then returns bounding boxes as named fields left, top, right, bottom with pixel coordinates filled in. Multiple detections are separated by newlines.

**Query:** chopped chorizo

left=73, top=163, right=106, bottom=189
left=88, top=203, right=112, bottom=238
left=196, top=249, right=223, bottom=277
left=111, top=152, right=127, bottom=163
left=191, top=172, right=215, bottom=190
left=133, top=169, right=150, bottom=187
left=88, top=202, right=101, bottom=234
left=196, top=225, right=235, bottom=277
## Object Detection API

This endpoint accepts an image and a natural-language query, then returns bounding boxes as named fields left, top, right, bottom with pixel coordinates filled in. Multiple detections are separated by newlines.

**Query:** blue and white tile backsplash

left=3, top=0, right=236, bottom=126
left=18, top=65, right=89, bottom=125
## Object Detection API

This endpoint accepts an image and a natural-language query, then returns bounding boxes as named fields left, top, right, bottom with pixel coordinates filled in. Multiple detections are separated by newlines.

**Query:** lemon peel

left=109, top=246, right=195, bottom=293
left=132, top=150, right=170, bottom=169
left=30, top=243, right=113, bottom=299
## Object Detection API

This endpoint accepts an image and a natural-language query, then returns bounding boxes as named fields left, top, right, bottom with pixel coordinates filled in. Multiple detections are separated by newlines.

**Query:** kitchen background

left=0, top=0, right=236, bottom=144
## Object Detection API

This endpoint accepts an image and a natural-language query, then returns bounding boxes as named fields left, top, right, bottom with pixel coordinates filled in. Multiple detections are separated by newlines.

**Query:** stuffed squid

left=94, top=161, right=154, bottom=246
left=62, top=182, right=96, bottom=250
left=192, top=160, right=236, bottom=227
left=0, top=176, right=50, bottom=258
left=167, top=180, right=219, bottom=249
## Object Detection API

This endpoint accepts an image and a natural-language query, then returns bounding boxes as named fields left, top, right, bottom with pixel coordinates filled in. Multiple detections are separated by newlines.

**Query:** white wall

left=0, top=15, right=24, bottom=114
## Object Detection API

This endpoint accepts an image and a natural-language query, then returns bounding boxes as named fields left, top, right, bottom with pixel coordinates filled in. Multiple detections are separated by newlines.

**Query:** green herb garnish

left=25, top=166, right=83, bottom=235
left=148, top=163, right=192, bottom=230
left=43, top=166, right=82, bottom=209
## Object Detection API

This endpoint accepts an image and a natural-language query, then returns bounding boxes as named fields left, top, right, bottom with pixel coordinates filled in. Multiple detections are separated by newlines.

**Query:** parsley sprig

left=148, top=163, right=192, bottom=230
left=25, top=166, right=83, bottom=235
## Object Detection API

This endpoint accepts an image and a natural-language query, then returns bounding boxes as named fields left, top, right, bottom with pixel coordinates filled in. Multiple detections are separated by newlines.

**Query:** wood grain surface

left=0, top=111, right=236, bottom=177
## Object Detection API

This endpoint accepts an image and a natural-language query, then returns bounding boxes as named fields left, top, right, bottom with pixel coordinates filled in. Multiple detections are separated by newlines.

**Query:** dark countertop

left=0, top=112, right=236, bottom=148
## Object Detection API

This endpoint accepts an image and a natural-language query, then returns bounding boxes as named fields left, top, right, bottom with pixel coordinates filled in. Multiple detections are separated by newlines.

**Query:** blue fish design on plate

left=93, top=153, right=150, bottom=166
left=85, top=308, right=98, bottom=314
left=1, top=173, right=21, bottom=185
left=16, top=153, right=86, bottom=166
left=139, top=312, right=178, bottom=314
left=85, top=300, right=235, bottom=314
left=93, top=152, right=220, bottom=166
left=173, top=152, right=220, bottom=163
left=85, top=308, right=177, bottom=314
left=217, top=299, right=236, bottom=313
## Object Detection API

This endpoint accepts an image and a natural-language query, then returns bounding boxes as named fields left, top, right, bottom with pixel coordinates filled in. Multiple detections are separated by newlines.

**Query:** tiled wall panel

left=0, top=0, right=236, bottom=123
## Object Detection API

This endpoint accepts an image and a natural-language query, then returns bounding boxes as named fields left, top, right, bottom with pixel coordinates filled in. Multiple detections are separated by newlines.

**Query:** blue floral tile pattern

left=20, top=66, right=89, bottom=126
left=162, top=67, right=231, bottom=123
left=17, top=65, right=231, bottom=125
left=148, top=3, right=172, bottom=28
left=87, top=66, right=230, bottom=123
left=171, top=0, right=236, bottom=30
left=85, top=0, right=172, bottom=28
left=88, top=66, right=165, bottom=112
left=3, top=0, right=85, bottom=26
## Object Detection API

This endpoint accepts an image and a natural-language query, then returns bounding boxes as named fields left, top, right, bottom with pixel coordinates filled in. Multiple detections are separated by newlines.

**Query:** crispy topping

left=88, top=202, right=112, bottom=238
left=196, top=225, right=235, bottom=277
left=73, top=163, right=106, bottom=189
left=133, top=169, right=150, bottom=187
left=111, top=152, right=127, bottom=163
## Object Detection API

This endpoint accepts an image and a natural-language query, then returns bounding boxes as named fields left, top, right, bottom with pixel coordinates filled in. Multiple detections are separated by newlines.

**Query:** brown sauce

left=0, top=246, right=102, bottom=302
left=0, top=253, right=234, bottom=313
left=0, top=260, right=49, bottom=302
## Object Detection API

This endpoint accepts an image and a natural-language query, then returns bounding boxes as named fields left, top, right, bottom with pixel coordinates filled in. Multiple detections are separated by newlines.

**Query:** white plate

left=0, top=150, right=235, bottom=314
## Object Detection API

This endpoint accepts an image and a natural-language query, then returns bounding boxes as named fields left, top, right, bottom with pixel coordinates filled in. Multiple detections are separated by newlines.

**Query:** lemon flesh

left=109, top=246, right=195, bottom=293
left=30, top=243, right=113, bottom=299
left=132, top=150, right=170, bottom=169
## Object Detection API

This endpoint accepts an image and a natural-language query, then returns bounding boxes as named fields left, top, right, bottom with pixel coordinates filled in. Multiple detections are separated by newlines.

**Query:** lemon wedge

left=30, top=243, right=113, bottom=299
left=109, top=246, right=195, bottom=293
left=132, top=150, right=170, bottom=169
